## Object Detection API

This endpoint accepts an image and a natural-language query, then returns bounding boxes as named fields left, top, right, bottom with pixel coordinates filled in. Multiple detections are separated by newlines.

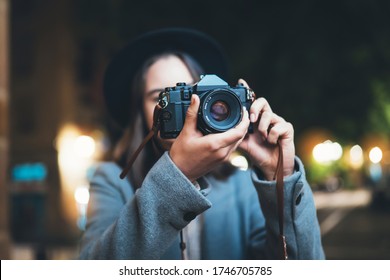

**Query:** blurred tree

left=368, top=79, right=390, bottom=136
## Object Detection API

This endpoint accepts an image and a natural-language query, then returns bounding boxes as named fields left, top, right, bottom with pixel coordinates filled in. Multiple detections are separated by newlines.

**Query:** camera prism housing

left=158, top=74, right=254, bottom=138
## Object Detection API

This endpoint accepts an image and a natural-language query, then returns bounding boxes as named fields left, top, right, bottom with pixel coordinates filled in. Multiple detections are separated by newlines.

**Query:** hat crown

left=103, top=28, right=229, bottom=128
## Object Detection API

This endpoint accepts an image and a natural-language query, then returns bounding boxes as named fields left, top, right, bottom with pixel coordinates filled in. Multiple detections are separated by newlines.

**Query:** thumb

left=182, top=94, right=200, bottom=132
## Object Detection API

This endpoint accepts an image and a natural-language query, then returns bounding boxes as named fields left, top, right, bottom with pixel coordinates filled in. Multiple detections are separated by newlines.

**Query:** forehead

left=144, top=55, right=194, bottom=92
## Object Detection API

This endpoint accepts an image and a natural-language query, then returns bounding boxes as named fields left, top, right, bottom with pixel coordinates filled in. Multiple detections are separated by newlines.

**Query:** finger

left=257, top=110, right=273, bottom=138
left=266, top=121, right=294, bottom=145
left=202, top=107, right=250, bottom=148
left=182, top=94, right=200, bottom=133
left=258, top=112, right=284, bottom=138
left=220, top=107, right=250, bottom=145
left=250, top=97, right=272, bottom=123
left=230, top=132, right=246, bottom=153
left=214, top=135, right=247, bottom=162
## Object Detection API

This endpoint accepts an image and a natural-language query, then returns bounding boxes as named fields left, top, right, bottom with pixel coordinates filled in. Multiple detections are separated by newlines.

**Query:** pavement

left=314, top=189, right=390, bottom=260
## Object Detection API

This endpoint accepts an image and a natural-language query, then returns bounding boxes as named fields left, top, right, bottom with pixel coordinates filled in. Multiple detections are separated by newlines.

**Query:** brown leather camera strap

left=274, top=142, right=288, bottom=260
left=119, top=104, right=162, bottom=179
left=119, top=103, right=287, bottom=260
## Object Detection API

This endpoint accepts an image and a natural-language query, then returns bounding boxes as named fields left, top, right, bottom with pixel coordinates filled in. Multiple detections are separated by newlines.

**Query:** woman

left=79, top=28, right=325, bottom=259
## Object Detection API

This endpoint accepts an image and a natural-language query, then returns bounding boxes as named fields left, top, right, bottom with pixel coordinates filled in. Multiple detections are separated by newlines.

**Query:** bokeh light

left=230, top=154, right=249, bottom=170
left=349, top=145, right=364, bottom=169
left=369, top=147, right=383, bottom=164
left=313, top=140, right=343, bottom=164
left=74, top=186, right=90, bottom=205
left=73, top=135, right=96, bottom=158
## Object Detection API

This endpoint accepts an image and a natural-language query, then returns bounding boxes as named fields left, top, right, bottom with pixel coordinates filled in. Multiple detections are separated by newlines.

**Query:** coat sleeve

left=79, top=152, right=212, bottom=259
left=250, top=157, right=325, bottom=259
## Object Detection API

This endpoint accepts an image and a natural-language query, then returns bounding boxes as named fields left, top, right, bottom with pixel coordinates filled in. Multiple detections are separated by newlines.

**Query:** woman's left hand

left=238, top=79, right=296, bottom=181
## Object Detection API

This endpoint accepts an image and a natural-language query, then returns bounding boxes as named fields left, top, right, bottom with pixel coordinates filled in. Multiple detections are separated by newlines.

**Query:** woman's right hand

left=169, top=94, right=250, bottom=182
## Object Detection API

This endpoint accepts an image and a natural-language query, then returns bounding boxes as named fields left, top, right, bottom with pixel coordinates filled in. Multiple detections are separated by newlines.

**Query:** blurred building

left=3, top=0, right=108, bottom=259
left=0, top=0, right=10, bottom=260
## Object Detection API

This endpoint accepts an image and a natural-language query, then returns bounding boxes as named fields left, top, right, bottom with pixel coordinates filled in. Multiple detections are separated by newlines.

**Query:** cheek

left=143, top=100, right=155, bottom=130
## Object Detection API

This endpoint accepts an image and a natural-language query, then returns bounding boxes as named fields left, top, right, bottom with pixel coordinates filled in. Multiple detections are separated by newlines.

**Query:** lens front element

left=210, top=100, right=230, bottom=122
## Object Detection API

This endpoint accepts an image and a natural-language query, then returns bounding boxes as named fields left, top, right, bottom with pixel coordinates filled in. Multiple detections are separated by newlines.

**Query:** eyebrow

left=145, top=88, right=164, bottom=97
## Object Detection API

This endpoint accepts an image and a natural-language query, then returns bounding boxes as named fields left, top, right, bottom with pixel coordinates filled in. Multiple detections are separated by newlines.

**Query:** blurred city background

left=1, top=0, right=390, bottom=260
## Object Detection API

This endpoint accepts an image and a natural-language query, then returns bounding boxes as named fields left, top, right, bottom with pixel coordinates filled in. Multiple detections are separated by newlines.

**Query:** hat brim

left=103, top=28, right=229, bottom=128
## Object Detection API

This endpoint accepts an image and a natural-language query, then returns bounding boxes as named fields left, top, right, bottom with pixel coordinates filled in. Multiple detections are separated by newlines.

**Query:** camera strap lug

left=247, top=88, right=256, bottom=102
left=159, top=91, right=169, bottom=108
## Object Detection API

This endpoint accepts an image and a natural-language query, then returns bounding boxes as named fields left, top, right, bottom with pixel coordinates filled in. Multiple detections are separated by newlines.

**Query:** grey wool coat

left=79, top=152, right=325, bottom=259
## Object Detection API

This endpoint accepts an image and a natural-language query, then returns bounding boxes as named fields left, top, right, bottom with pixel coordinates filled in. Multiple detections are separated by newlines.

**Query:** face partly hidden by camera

left=158, top=74, right=254, bottom=138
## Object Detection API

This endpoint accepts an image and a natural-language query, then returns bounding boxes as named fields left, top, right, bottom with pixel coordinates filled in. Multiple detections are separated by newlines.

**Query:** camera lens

left=210, top=101, right=230, bottom=122
left=198, top=89, right=242, bottom=134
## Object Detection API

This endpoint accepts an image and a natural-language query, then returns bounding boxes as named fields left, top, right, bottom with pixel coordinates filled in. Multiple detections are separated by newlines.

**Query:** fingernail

left=250, top=113, right=256, bottom=123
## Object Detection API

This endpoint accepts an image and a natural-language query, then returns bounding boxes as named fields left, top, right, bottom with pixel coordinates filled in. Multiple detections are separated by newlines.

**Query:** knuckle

left=262, top=111, right=271, bottom=119
left=258, top=97, right=270, bottom=107
left=215, top=147, right=231, bottom=160
left=215, top=149, right=226, bottom=160
left=259, top=97, right=267, bottom=103
left=186, top=109, right=196, bottom=118
left=273, top=112, right=284, bottom=121
left=285, top=122, right=293, bottom=130
left=286, top=122, right=294, bottom=136
left=206, top=141, right=219, bottom=152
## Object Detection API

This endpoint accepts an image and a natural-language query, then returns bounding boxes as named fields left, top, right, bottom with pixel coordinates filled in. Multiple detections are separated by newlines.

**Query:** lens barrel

left=198, top=89, right=242, bottom=134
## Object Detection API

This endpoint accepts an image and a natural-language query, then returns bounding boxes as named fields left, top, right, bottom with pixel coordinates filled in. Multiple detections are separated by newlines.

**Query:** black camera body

left=158, top=74, right=254, bottom=138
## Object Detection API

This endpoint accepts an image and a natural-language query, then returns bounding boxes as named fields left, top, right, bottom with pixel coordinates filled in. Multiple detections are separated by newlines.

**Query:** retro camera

left=158, top=74, right=254, bottom=138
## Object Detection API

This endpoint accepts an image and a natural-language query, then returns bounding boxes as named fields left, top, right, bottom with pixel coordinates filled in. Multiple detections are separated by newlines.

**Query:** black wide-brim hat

left=103, top=27, right=229, bottom=128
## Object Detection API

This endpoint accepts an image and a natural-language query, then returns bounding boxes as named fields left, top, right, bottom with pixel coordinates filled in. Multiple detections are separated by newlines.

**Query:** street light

left=349, top=145, right=364, bottom=169
left=56, top=124, right=100, bottom=230
left=369, top=147, right=383, bottom=164
left=312, top=140, right=343, bottom=164
left=73, top=135, right=96, bottom=158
